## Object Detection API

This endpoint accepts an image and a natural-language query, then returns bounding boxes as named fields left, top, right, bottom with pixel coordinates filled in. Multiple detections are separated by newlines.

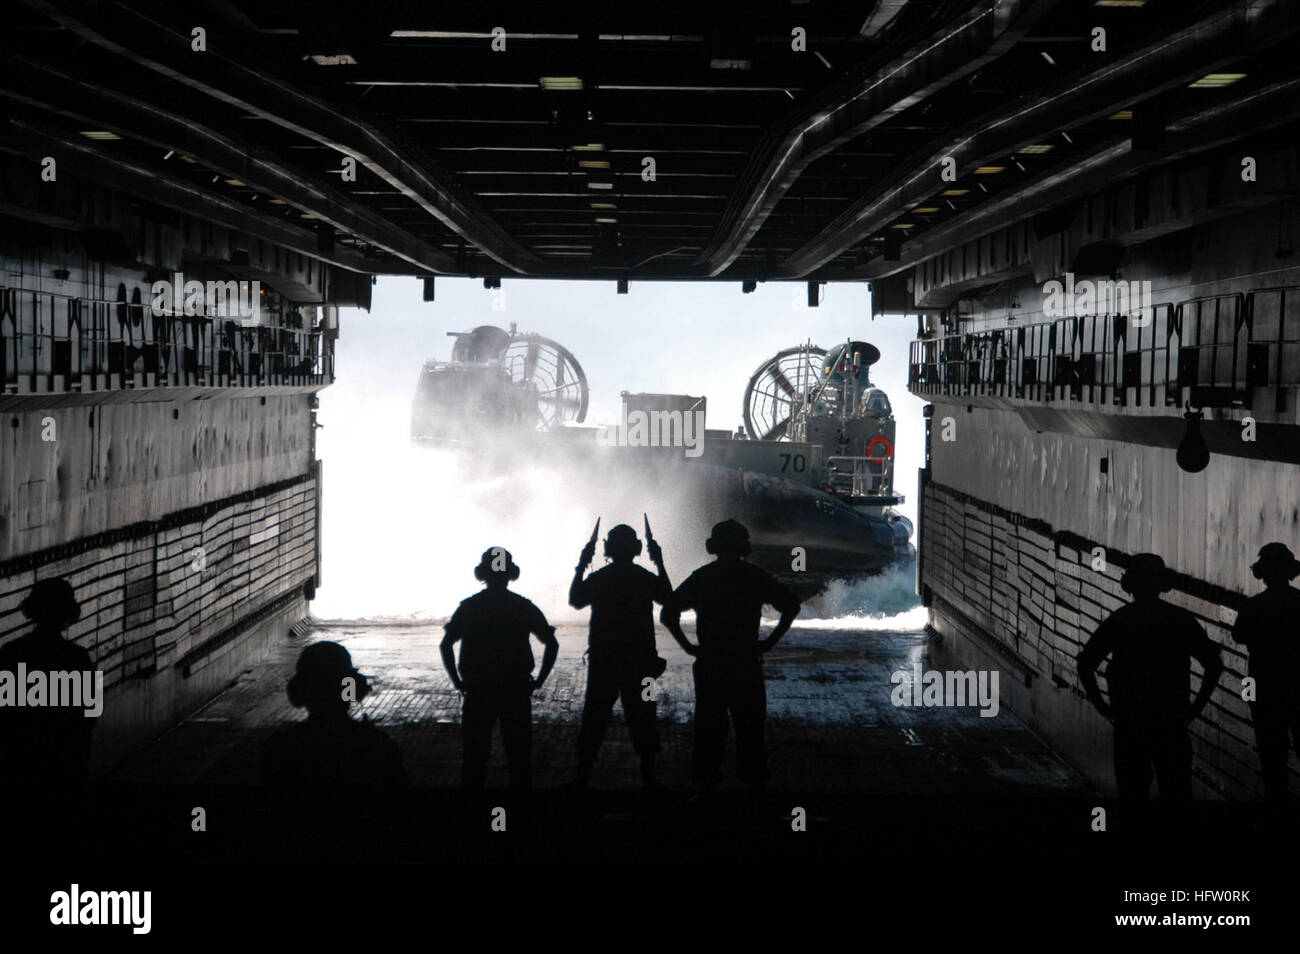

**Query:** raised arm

left=569, top=537, right=597, bottom=609
left=647, top=537, right=672, bottom=601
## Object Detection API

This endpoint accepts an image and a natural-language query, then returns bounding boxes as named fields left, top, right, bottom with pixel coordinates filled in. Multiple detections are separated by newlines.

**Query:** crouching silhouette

left=261, top=641, right=407, bottom=792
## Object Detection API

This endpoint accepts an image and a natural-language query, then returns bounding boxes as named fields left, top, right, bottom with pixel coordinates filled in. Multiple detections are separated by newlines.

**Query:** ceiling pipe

left=778, top=0, right=1300, bottom=279
left=21, top=0, right=541, bottom=275
left=694, top=0, right=1050, bottom=277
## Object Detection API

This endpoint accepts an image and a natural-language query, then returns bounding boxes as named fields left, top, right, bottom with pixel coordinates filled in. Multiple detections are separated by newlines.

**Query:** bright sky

left=314, top=275, right=926, bottom=620
left=327, top=275, right=925, bottom=512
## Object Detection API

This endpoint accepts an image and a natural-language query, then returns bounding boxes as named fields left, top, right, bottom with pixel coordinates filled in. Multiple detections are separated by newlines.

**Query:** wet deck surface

left=54, top=621, right=1283, bottom=867
left=113, top=620, right=1089, bottom=797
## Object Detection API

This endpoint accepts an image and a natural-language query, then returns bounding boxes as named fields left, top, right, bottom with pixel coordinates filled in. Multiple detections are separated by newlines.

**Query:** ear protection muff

left=603, top=524, right=642, bottom=560
left=706, top=521, right=752, bottom=557
left=604, top=538, right=643, bottom=559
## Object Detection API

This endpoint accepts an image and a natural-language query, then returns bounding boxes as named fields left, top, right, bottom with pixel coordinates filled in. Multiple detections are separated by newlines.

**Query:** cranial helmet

left=1120, top=552, right=1171, bottom=596
left=1251, top=542, right=1300, bottom=581
left=706, top=519, right=751, bottom=558
left=20, top=577, right=82, bottom=629
left=604, top=524, right=642, bottom=560
left=287, top=641, right=372, bottom=709
left=475, top=546, right=521, bottom=582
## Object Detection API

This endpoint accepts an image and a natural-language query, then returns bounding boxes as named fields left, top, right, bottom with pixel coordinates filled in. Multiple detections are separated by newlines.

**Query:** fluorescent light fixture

left=79, top=130, right=121, bottom=141
left=941, top=189, right=969, bottom=196
left=1188, top=72, right=1246, bottom=88
left=587, top=181, right=613, bottom=190
left=913, top=207, right=940, bottom=214
left=578, top=160, right=610, bottom=169
left=223, top=179, right=248, bottom=187
left=590, top=202, right=617, bottom=209
left=974, top=166, right=1005, bottom=174
left=1040, top=51, right=1056, bottom=66
left=572, top=143, right=605, bottom=151
left=179, top=155, right=197, bottom=163
left=540, top=76, right=584, bottom=90
left=309, top=53, right=357, bottom=65
left=1018, top=144, right=1053, bottom=154
left=1108, top=110, right=1133, bottom=120
left=595, top=217, right=618, bottom=224
left=267, top=198, right=287, bottom=205
left=891, top=223, right=914, bottom=229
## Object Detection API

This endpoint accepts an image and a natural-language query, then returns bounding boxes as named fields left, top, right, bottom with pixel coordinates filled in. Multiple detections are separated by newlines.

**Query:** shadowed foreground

left=58, top=621, right=1289, bottom=865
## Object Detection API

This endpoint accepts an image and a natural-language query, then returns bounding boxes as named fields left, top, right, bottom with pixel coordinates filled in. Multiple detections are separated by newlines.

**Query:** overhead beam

left=848, top=76, right=1300, bottom=285
left=1, top=119, right=382, bottom=275
left=780, top=0, right=1300, bottom=278
left=694, top=0, right=1048, bottom=276
left=22, top=0, right=543, bottom=274
left=2, top=56, right=458, bottom=275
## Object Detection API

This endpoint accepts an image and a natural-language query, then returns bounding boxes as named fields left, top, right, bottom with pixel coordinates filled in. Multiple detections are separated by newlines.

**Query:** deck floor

left=112, top=620, right=1089, bottom=798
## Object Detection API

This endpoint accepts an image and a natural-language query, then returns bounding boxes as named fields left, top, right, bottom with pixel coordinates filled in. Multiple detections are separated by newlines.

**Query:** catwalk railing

left=0, top=285, right=335, bottom=395
left=826, top=454, right=895, bottom=500
left=908, top=285, right=1300, bottom=412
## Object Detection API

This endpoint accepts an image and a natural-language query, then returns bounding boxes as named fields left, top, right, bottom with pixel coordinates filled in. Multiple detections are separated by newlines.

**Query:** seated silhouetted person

left=1231, top=542, right=1300, bottom=803
left=661, top=520, right=800, bottom=793
left=441, top=548, right=558, bottom=793
left=261, top=641, right=408, bottom=793
left=1077, top=554, right=1224, bottom=801
left=570, top=523, right=671, bottom=790
left=0, top=578, right=96, bottom=807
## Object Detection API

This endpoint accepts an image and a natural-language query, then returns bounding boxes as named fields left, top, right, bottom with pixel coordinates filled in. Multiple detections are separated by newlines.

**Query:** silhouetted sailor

left=1077, top=553, right=1224, bottom=801
left=1231, top=542, right=1300, bottom=803
left=261, top=641, right=408, bottom=792
left=0, top=578, right=96, bottom=797
left=570, top=521, right=671, bottom=790
left=441, top=547, right=558, bottom=792
left=661, top=520, right=800, bottom=792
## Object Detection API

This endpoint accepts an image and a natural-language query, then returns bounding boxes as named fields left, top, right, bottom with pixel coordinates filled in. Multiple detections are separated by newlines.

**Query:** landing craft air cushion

left=411, top=325, right=913, bottom=597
